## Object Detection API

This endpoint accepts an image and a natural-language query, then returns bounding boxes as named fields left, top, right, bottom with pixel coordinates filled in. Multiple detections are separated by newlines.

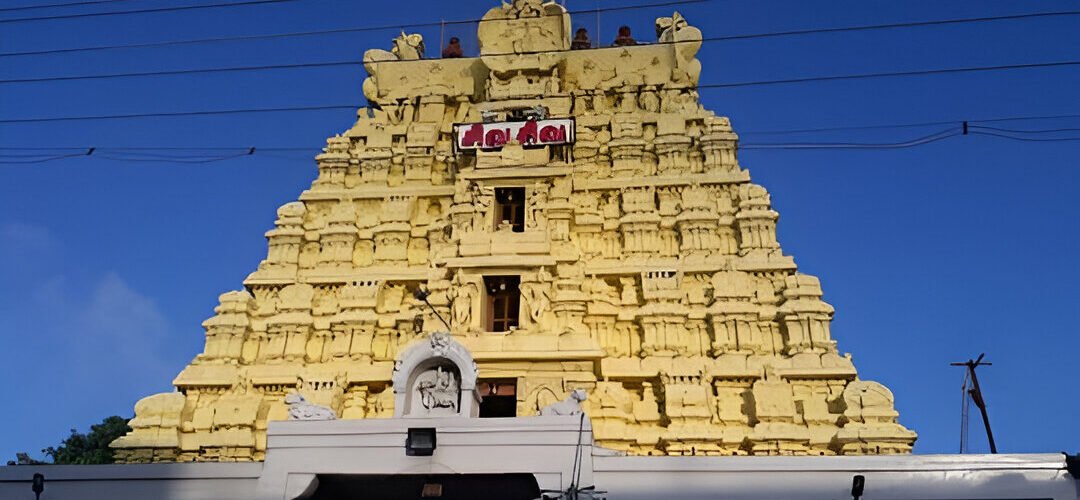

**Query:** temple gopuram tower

left=113, top=1, right=916, bottom=462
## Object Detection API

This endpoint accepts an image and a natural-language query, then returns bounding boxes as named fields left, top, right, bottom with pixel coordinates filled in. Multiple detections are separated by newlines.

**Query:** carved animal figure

left=418, top=366, right=459, bottom=411
left=392, top=32, right=425, bottom=61
left=540, top=388, right=588, bottom=416
left=285, top=393, right=337, bottom=421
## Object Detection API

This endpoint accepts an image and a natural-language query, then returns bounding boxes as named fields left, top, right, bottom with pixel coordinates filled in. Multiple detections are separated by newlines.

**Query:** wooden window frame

left=484, top=275, right=521, bottom=333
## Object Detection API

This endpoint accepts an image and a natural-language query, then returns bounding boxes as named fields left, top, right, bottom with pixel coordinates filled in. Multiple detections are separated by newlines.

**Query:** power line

left=969, top=129, right=1080, bottom=143
left=1, top=56, right=1077, bottom=108
left=0, top=104, right=357, bottom=124
left=0, top=0, right=707, bottom=58
left=701, top=10, right=1080, bottom=43
left=2, top=7, right=1076, bottom=58
left=3, top=43, right=1078, bottom=85
left=0, top=0, right=297, bottom=24
left=696, top=60, right=1080, bottom=90
left=0, top=0, right=702, bottom=26
left=0, top=0, right=133, bottom=13
left=968, top=124, right=1080, bottom=134
left=5, top=116, right=1080, bottom=164
left=740, top=128, right=961, bottom=149
left=0, top=60, right=362, bottom=84
left=743, top=113, right=1080, bottom=135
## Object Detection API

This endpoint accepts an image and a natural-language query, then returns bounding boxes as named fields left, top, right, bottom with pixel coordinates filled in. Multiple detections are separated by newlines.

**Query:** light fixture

left=851, top=474, right=865, bottom=500
left=32, top=473, right=44, bottom=500
left=406, top=427, right=437, bottom=456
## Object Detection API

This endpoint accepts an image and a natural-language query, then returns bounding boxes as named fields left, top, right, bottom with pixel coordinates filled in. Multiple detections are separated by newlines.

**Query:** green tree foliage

left=42, top=416, right=132, bottom=465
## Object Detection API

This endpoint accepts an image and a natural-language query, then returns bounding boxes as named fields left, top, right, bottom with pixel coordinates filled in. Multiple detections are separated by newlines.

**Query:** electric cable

left=703, top=10, right=1080, bottom=43
left=0, top=0, right=134, bottom=13
left=2, top=7, right=1076, bottom=58
left=0, top=0, right=297, bottom=24
left=3, top=113, right=1080, bottom=158
left=742, top=113, right=1080, bottom=135
left=0, top=0, right=706, bottom=58
left=5, top=122, right=1080, bottom=165
left=969, top=129, right=1080, bottom=142
left=740, top=127, right=961, bottom=149
left=695, top=60, right=1080, bottom=90
left=1, top=58, right=1077, bottom=122
left=0, top=104, right=358, bottom=124
left=967, top=124, right=1080, bottom=134
left=2, top=56, right=1077, bottom=89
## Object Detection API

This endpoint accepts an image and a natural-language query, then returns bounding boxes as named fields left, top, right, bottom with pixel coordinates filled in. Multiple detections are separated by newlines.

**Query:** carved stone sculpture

left=285, top=393, right=337, bottom=421
left=540, top=389, right=588, bottom=416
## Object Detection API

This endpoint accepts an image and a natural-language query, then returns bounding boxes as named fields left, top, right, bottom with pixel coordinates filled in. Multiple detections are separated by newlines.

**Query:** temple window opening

left=484, top=275, right=521, bottom=332
left=478, top=379, right=518, bottom=417
left=494, top=187, right=526, bottom=232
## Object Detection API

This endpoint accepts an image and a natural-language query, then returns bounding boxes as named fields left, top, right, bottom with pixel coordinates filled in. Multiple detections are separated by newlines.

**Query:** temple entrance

left=309, top=473, right=541, bottom=500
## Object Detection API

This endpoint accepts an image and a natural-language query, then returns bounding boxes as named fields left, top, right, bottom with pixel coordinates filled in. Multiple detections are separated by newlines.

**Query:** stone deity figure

left=449, top=274, right=477, bottom=331
left=520, top=270, right=552, bottom=325
left=470, top=183, right=493, bottom=232
left=527, top=186, right=548, bottom=228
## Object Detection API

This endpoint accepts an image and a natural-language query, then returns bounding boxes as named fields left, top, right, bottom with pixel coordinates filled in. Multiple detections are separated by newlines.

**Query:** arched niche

left=392, top=332, right=480, bottom=418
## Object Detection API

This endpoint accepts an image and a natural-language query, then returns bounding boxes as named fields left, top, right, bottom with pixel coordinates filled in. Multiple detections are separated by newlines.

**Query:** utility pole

left=951, top=353, right=997, bottom=454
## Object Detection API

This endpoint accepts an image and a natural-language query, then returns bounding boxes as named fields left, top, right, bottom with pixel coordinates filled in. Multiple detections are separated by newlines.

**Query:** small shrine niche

left=392, top=332, right=481, bottom=418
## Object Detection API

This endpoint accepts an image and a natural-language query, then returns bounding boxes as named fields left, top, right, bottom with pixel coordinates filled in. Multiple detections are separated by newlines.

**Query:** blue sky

left=1, top=0, right=1077, bottom=460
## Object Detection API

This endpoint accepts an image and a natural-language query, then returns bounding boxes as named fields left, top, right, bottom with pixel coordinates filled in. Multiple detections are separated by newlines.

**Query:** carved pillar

left=655, top=114, right=693, bottom=174
left=699, top=116, right=739, bottom=173
left=200, top=291, right=254, bottom=362
left=748, top=375, right=810, bottom=455
left=359, top=129, right=393, bottom=184
left=314, top=136, right=350, bottom=188
left=778, top=275, right=837, bottom=355
left=262, top=284, right=314, bottom=363
left=262, top=203, right=305, bottom=272
left=834, top=381, right=916, bottom=454
left=319, top=203, right=358, bottom=268
left=735, top=184, right=781, bottom=257
left=609, top=114, right=646, bottom=177
left=341, top=385, right=369, bottom=419
left=405, top=121, right=437, bottom=181
left=619, top=187, right=660, bottom=260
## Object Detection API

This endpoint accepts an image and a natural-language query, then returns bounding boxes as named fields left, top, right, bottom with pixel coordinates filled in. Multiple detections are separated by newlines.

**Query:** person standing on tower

left=612, top=25, right=637, bottom=46
left=442, top=37, right=463, bottom=58
left=571, top=28, right=592, bottom=49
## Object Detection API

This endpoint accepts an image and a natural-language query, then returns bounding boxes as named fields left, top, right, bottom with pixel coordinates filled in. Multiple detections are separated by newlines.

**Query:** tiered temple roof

left=113, top=0, right=915, bottom=463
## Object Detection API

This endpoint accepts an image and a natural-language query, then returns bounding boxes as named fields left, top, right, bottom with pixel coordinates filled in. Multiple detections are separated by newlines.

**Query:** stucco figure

left=113, top=0, right=914, bottom=463
left=540, top=389, right=588, bottom=416
left=285, top=394, right=337, bottom=421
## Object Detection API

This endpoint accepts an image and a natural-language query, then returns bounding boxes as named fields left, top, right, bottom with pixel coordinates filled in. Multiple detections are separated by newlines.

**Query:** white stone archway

left=392, top=332, right=481, bottom=418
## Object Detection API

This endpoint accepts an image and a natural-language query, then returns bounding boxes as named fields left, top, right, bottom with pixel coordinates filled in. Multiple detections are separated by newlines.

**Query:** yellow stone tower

left=113, top=1, right=916, bottom=462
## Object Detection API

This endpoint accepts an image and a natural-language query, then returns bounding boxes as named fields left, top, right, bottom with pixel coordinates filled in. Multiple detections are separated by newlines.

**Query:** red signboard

left=455, top=118, right=575, bottom=150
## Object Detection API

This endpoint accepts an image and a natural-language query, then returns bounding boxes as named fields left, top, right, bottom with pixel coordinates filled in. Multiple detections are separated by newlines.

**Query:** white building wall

left=0, top=463, right=261, bottom=500
left=594, top=453, right=1079, bottom=500
left=2, top=420, right=1076, bottom=500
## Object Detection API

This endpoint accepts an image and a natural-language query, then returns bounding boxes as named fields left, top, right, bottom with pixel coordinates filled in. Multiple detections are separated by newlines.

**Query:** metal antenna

left=413, top=288, right=452, bottom=332
left=951, top=353, right=997, bottom=453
